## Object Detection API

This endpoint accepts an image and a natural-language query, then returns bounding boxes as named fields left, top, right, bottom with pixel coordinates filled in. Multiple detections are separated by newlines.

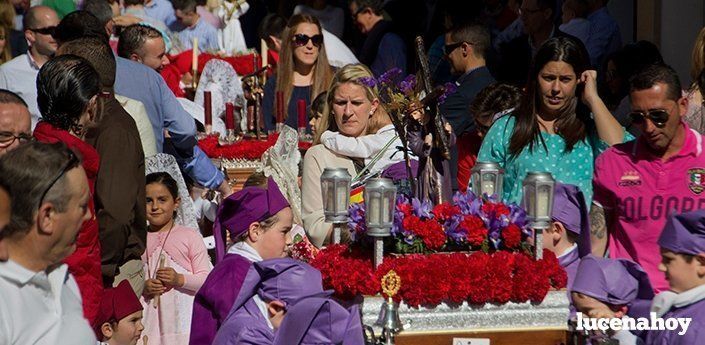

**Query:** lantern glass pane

left=537, top=184, right=551, bottom=218
left=335, top=180, right=349, bottom=214
left=482, top=172, right=497, bottom=196
left=382, top=190, right=395, bottom=224
left=523, top=184, right=536, bottom=217
left=367, top=191, right=382, bottom=226
left=321, top=180, right=333, bottom=213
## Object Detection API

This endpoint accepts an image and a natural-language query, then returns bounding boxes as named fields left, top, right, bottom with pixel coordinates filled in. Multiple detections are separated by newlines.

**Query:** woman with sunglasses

left=262, top=14, right=333, bottom=134
left=32, top=54, right=104, bottom=326
left=477, top=36, right=631, bottom=205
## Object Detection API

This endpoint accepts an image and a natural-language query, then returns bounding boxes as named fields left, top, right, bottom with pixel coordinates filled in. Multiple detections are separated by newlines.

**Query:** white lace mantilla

left=194, top=59, right=246, bottom=132
left=260, top=126, right=303, bottom=224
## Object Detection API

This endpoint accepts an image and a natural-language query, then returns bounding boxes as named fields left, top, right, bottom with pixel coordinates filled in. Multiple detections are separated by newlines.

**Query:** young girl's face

left=255, top=207, right=294, bottom=260
left=146, top=183, right=180, bottom=229
left=105, top=310, right=144, bottom=345
left=571, top=292, right=624, bottom=319
left=659, top=249, right=703, bottom=293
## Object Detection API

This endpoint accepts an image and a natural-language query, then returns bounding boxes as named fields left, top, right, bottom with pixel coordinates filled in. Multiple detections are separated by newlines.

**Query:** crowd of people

left=1, top=0, right=705, bottom=344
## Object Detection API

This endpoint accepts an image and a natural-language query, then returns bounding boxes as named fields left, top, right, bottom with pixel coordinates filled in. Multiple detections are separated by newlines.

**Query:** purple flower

left=347, top=202, right=367, bottom=242
left=378, top=68, right=402, bottom=85
left=399, top=74, right=417, bottom=95
left=358, top=76, right=378, bottom=88
left=438, top=82, right=458, bottom=104
left=411, top=198, right=433, bottom=219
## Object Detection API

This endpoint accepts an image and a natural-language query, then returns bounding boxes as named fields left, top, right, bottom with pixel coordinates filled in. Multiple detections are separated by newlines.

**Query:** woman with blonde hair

left=262, top=14, right=333, bottom=133
left=683, top=27, right=705, bottom=134
left=302, top=63, right=395, bottom=247
left=0, top=0, right=15, bottom=64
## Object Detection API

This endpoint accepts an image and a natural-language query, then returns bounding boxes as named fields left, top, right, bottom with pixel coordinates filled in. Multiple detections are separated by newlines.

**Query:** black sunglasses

left=29, top=26, right=56, bottom=36
left=37, top=150, right=79, bottom=209
left=628, top=105, right=675, bottom=128
left=293, top=33, right=323, bottom=47
left=444, top=41, right=467, bottom=55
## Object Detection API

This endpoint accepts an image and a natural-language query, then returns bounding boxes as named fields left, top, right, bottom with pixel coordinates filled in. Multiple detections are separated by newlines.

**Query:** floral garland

left=348, top=191, right=531, bottom=254
left=306, top=244, right=567, bottom=308
left=198, top=134, right=312, bottom=160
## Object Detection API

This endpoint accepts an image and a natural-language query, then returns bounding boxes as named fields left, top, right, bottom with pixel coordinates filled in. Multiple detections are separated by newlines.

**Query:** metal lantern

left=470, top=161, right=504, bottom=198
left=320, top=168, right=352, bottom=243
left=364, top=178, right=397, bottom=268
left=522, top=172, right=555, bottom=259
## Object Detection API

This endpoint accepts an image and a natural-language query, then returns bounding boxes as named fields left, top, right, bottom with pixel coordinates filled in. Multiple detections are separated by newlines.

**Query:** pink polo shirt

left=593, top=123, right=705, bottom=293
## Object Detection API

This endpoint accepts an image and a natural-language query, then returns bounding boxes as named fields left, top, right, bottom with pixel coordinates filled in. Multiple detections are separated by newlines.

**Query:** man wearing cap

left=591, top=64, right=705, bottom=293
left=646, top=210, right=705, bottom=344
left=95, top=280, right=144, bottom=345
left=273, top=295, right=365, bottom=345
left=571, top=255, right=655, bottom=344
left=190, top=177, right=293, bottom=345
left=0, top=142, right=96, bottom=344
left=212, top=258, right=326, bottom=344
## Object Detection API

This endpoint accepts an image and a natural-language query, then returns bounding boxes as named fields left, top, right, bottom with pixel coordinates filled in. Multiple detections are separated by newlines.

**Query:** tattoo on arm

left=590, top=205, right=607, bottom=239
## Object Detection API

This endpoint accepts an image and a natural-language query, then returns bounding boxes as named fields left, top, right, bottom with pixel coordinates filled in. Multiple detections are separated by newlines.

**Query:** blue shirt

left=586, top=7, right=622, bottom=68
left=114, top=57, right=224, bottom=189
left=370, top=32, right=407, bottom=77
left=144, top=0, right=176, bottom=29
left=178, top=18, right=219, bottom=52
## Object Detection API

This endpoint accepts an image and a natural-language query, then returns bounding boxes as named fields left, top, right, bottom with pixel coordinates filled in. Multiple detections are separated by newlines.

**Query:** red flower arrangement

left=304, top=244, right=567, bottom=308
left=198, top=134, right=312, bottom=160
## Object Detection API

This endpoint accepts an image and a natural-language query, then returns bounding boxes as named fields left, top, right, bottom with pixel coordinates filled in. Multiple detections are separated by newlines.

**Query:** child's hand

left=157, top=267, right=184, bottom=288
left=144, top=278, right=165, bottom=298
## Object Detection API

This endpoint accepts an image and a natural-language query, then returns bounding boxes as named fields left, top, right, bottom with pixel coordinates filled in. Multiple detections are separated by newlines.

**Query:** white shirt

left=321, top=124, right=410, bottom=176
left=0, top=260, right=96, bottom=345
left=0, top=54, right=41, bottom=129
left=322, top=29, right=358, bottom=68
left=116, top=94, right=159, bottom=157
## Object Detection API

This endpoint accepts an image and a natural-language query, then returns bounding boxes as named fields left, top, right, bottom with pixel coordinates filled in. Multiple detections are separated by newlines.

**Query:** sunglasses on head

left=29, top=26, right=56, bottom=36
left=292, top=33, right=323, bottom=47
left=628, top=108, right=671, bottom=128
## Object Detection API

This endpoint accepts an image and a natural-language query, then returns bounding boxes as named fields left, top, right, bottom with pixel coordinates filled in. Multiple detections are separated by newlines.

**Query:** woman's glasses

left=292, top=34, right=323, bottom=48
left=628, top=104, right=676, bottom=128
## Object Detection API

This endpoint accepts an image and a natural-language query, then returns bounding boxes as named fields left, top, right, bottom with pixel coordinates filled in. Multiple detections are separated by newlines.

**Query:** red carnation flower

left=502, top=224, right=522, bottom=249
left=459, top=215, right=487, bottom=246
left=482, top=202, right=511, bottom=217
left=432, top=203, right=460, bottom=222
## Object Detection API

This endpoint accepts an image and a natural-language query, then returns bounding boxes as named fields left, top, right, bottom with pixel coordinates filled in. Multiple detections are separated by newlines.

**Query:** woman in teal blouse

left=478, top=37, right=631, bottom=205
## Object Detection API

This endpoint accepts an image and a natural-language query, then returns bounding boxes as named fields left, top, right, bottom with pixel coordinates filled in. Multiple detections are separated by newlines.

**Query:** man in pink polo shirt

left=590, top=64, right=705, bottom=293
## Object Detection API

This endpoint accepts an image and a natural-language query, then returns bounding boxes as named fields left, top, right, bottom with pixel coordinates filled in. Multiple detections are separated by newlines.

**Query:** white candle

left=261, top=39, right=268, bottom=68
left=326, top=183, right=335, bottom=213
left=369, top=197, right=381, bottom=225
left=381, top=196, right=390, bottom=223
left=482, top=181, right=495, bottom=196
left=192, top=38, right=199, bottom=72
left=336, top=184, right=348, bottom=214
left=537, top=186, right=550, bottom=217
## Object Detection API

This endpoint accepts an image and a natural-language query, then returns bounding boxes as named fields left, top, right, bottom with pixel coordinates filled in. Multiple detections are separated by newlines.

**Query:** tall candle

left=192, top=39, right=199, bottom=72
left=261, top=39, right=268, bottom=68
left=537, top=186, right=550, bottom=217
left=225, top=102, right=235, bottom=129
left=382, top=196, right=391, bottom=223
left=336, top=184, right=347, bottom=214
left=369, top=197, right=381, bottom=225
left=326, top=183, right=335, bottom=213
left=203, top=91, right=212, bottom=126
left=297, top=99, right=306, bottom=129
left=275, top=91, right=284, bottom=123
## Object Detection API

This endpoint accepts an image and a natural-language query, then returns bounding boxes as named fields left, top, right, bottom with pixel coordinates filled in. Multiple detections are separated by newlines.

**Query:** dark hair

left=309, top=91, right=327, bottom=120
left=244, top=171, right=268, bottom=188
left=83, top=0, right=114, bottom=27
left=0, top=141, right=81, bottom=237
left=172, top=0, right=197, bottom=13
left=146, top=172, right=179, bottom=199
left=58, top=37, right=116, bottom=88
left=54, top=10, right=109, bottom=44
left=123, top=0, right=145, bottom=7
left=536, top=0, right=557, bottom=20
left=629, top=64, right=682, bottom=102
left=258, top=13, right=287, bottom=41
left=0, top=89, right=28, bottom=108
left=351, top=0, right=384, bottom=15
left=470, top=83, right=522, bottom=120
left=117, top=24, right=162, bottom=59
left=448, top=23, right=490, bottom=58
left=37, top=54, right=100, bottom=133
left=509, top=36, right=590, bottom=157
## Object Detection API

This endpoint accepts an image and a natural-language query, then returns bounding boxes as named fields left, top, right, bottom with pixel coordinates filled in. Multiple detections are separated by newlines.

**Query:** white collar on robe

left=557, top=244, right=578, bottom=259
left=228, top=241, right=263, bottom=262
left=651, top=283, right=705, bottom=317
left=253, top=295, right=275, bottom=330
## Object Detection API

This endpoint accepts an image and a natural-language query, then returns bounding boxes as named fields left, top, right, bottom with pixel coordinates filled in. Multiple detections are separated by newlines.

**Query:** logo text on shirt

left=619, top=170, right=641, bottom=187
left=687, top=168, right=705, bottom=194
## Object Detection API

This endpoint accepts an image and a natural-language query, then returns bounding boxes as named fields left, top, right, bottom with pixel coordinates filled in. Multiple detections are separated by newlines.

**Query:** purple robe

left=212, top=299, right=273, bottom=345
left=559, top=247, right=580, bottom=316
left=645, top=298, right=705, bottom=344
left=190, top=254, right=252, bottom=345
